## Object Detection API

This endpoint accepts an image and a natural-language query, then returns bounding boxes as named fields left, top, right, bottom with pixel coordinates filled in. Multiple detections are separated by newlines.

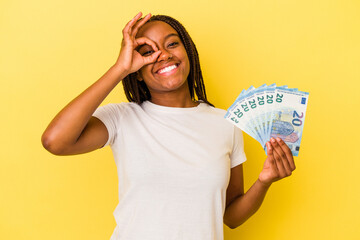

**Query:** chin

left=164, top=79, right=188, bottom=91
left=149, top=79, right=189, bottom=94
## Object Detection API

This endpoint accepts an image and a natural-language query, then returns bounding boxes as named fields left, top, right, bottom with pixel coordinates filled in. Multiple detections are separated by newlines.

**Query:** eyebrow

left=137, top=33, right=180, bottom=52
left=164, top=33, right=179, bottom=41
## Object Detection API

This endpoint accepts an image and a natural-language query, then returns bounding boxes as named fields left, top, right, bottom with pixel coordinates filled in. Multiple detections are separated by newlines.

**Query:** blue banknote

left=225, top=84, right=309, bottom=156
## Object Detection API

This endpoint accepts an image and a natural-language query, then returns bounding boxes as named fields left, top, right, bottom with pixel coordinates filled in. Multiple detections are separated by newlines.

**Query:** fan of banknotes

left=224, top=84, right=309, bottom=156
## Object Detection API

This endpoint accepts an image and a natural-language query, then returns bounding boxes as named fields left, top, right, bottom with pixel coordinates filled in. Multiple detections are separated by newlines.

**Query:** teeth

left=158, top=64, right=177, bottom=74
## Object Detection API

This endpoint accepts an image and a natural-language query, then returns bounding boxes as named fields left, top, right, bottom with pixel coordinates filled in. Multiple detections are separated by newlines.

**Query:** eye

left=168, top=42, right=179, bottom=48
left=142, top=50, right=154, bottom=56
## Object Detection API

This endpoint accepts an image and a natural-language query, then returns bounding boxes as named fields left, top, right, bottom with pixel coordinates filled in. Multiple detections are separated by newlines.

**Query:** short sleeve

left=92, top=103, right=122, bottom=147
left=229, top=126, right=247, bottom=168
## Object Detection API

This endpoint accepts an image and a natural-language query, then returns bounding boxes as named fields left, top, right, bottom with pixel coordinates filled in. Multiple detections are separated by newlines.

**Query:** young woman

left=42, top=12, right=296, bottom=240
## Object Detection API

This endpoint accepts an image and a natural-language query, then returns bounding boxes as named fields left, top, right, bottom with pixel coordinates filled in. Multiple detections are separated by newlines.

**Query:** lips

left=155, top=63, right=179, bottom=75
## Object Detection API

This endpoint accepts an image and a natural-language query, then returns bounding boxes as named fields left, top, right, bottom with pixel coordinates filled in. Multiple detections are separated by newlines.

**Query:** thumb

left=143, top=50, right=161, bottom=65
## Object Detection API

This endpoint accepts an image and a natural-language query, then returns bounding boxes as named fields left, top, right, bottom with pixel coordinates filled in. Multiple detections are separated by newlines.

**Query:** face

left=136, top=21, right=191, bottom=96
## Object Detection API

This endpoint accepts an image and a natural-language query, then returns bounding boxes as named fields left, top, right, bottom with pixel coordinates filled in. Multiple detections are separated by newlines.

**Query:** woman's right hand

left=42, top=12, right=160, bottom=156
left=115, top=12, right=161, bottom=75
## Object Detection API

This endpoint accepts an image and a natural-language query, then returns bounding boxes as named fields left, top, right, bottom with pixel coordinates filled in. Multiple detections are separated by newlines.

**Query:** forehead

left=136, top=21, right=178, bottom=42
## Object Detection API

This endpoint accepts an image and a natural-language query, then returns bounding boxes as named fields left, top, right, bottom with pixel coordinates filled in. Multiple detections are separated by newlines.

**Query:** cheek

left=184, top=55, right=191, bottom=73
left=138, top=65, right=152, bottom=79
left=184, top=57, right=190, bottom=76
left=179, top=51, right=190, bottom=75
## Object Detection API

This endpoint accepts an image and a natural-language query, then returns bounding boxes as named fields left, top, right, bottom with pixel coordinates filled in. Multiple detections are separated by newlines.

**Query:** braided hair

left=122, top=15, right=214, bottom=107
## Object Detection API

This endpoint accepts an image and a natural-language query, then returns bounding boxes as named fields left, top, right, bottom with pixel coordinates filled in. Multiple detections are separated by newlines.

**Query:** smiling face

left=136, top=21, right=191, bottom=99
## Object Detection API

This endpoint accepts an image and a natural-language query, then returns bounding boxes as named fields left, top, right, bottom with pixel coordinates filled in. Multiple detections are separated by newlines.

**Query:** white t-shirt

left=93, top=101, right=246, bottom=240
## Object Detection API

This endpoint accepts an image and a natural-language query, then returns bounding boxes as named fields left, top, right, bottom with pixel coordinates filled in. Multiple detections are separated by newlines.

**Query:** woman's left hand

left=258, top=137, right=296, bottom=187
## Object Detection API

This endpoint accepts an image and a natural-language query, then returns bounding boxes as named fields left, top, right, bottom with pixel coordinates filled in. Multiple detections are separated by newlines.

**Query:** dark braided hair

left=122, top=15, right=214, bottom=107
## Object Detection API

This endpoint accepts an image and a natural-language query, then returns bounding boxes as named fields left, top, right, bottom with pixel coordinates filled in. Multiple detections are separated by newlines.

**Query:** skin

left=135, top=21, right=195, bottom=108
left=41, top=12, right=296, bottom=229
left=224, top=138, right=295, bottom=228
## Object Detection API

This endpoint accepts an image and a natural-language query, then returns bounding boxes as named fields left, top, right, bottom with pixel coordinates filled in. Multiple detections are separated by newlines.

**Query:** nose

left=157, top=49, right=172, bottom=61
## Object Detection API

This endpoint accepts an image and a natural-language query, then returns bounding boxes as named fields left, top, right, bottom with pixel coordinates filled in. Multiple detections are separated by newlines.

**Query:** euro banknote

left=224, top=84, right=309, bottom=156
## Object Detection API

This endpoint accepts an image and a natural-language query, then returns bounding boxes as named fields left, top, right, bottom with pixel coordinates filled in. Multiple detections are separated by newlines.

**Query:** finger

left=134, top=37, right=158, bottom=51
left=122, top=12, right=143, bottom=40
left=272, top=148, right=288, bottom=178
left=270, top=138, right=289, bottom=177
left=131, top=13, right=152, bottom=38
left=272, top=138, right=294, bottom=176
left=266, top=141, right=276, bottom=165
left=142, top=50, right=162, bottom=65
left=265, top=141, right=279, bottom=175
left=276, top=137, right=296, bottom=171
left=271, top=138, right=293, bottom=176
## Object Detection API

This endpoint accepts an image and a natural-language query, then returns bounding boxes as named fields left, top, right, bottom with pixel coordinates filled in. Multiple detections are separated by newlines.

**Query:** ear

left=136, top=72, right=143, bottom=81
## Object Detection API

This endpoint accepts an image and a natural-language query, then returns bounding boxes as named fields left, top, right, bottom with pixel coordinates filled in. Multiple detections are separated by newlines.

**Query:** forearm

left=42, top=65, right=127, bottom=149
left=224, top=179, right=271, bottom=229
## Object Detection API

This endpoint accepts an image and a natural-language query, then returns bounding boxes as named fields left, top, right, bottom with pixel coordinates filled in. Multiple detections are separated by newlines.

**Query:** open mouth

left=156, top=63, right=179, bottom=75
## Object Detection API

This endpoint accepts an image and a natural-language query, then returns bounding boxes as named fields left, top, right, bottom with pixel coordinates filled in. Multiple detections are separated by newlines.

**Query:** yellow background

left=1, top=0, right=360, bottom=239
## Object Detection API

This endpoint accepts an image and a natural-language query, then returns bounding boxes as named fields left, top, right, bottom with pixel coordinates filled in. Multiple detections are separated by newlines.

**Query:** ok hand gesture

left=115, top=12, right=161, bottom=75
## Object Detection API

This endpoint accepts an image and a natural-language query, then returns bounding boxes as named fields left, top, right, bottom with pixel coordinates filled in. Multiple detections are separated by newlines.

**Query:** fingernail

left=271, top=138, right=275, bottom=143
left=276, top=137, right=281, bottom=142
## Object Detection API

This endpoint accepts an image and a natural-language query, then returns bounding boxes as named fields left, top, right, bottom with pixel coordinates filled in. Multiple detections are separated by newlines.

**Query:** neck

left=149, top=91, right=198, bottom=108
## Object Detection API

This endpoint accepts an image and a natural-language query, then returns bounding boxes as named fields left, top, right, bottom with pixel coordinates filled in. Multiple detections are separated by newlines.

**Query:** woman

left=42, top=12, right=295, bottom=240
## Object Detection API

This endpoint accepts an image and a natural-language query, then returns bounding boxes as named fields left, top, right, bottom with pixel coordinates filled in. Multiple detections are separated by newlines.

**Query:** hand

left=114, top=12, right=162, bottom=75
left=258, top=137, right=296, bottom=187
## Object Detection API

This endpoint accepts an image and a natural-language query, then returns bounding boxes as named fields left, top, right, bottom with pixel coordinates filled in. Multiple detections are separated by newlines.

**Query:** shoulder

left=203, top=104, right=227, bottom=115
left=199, top=103, right=228, bottom=119
left=93, top=102, right=144, bottom=123
left=198, top=103, right=235, bottom=130
left=96, top=102, right=141, bottom=113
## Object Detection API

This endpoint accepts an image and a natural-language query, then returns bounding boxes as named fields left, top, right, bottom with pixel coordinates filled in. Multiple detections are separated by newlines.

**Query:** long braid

left=122, top=15, right=214, bottom=107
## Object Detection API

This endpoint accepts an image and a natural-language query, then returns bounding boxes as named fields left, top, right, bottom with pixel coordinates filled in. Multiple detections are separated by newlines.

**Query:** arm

left=224, top=137, right=296, bottom=229
left=41, top=12, right=161, bottom=155
left=41, top=66, right=125, bottom=155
